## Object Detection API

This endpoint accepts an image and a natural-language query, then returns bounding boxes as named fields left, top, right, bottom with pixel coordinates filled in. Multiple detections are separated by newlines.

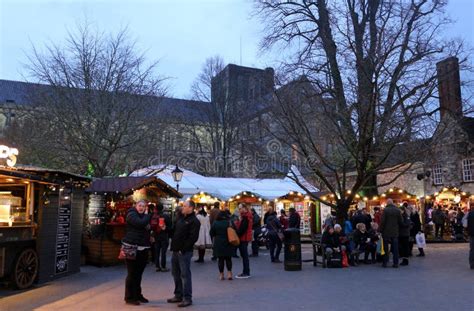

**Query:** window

left=432, top=164, right=443, bottom=185
left=462, top=159, right=474, bottom=182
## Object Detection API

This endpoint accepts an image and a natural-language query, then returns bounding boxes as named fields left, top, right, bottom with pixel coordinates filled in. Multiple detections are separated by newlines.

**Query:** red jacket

left=236, top=211, right=253, bottom=242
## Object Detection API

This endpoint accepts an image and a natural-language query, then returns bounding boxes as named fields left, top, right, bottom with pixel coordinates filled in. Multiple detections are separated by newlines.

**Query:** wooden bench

left=308, top=233, right=327, bottom=267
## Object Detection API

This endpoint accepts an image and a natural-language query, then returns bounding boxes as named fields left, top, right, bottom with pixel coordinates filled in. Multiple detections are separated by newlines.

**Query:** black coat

left=123, top=208, right=151, bottom=247
left=288, top=212, right=301, bottom=229
left=380, top=204, right=404, bottom=238
left=210, top=220, right=234, bottom=257
left=399, top=212, right=412, bottom=238
left=170, top=212, right=200, bottom=252
left=410, top=212, right=422, bottom=237
left=321, top=231, right=340, bottom=248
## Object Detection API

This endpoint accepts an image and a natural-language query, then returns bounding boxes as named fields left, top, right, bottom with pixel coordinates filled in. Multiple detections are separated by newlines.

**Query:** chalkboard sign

left=55, top=190, right=72, bottom=274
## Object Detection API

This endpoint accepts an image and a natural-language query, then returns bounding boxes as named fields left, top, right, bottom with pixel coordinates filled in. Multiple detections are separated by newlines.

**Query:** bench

left=308, top=233, right=327, bottom=267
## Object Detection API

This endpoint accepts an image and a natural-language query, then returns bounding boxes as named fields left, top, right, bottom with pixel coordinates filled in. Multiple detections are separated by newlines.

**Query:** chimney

left=436, top=57, right=462, bottom=120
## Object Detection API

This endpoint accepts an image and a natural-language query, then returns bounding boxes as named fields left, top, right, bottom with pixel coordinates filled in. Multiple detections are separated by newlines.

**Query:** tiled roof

left=0, top=79, right=212, bottom=123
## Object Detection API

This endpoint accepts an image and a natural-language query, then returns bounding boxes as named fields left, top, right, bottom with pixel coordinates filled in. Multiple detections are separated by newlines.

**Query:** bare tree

left=256, top=0, right=469, bottom=219
left=8, top=23, right=167, bottom=176
left=188, top=55, right=260, bottom=177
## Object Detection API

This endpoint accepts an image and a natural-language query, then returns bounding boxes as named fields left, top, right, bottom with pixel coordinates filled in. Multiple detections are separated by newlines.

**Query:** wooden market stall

left=188, top=191, right=222, bottom=210
left=83, top=176, right=181, bottom=266
left=275, top=191, right=317, bottom=236
left=0, top=165, right=89, bottom=289
left=365, top=187, right=419, bottom=210
left=227, top=191, right=267, bottom=217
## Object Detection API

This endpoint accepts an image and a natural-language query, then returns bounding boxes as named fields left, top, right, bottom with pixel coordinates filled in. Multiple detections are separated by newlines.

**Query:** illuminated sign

left=0, top=145, right=18, bottom=167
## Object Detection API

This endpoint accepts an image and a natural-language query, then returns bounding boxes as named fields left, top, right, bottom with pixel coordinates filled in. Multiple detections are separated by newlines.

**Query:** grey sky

left=1, top=0, right=473, bottom=100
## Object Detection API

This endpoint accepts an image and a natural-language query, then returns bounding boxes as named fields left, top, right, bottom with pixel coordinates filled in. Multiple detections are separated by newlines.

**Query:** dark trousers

left=435, top=223, right=444, bottom=238
left=383, top=237, right=399, bottom=266
left=251, top=228, right=261, bottom=255
left=238, top=242, right=250, bottom=275
left=398, top=236, right=410, bottom=259
left=268, top=234, right=282, bottom=261
left=125, top=249, right=148, bottom=302
left=171, top=251, right=193, bottom=301
left=154, top=238, right=169, bottom=269
left=470, top=237, right=474, bottom=268
left=218, top=256, right=232, bottom=273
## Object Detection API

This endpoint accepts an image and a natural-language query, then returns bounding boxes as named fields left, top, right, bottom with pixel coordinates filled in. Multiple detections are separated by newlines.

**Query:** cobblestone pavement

left=1, top=243, right=473, bottom=311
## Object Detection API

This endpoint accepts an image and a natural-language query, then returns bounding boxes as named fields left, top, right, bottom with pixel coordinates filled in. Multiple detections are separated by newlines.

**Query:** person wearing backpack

left=151, top=202, right=172, bottom=272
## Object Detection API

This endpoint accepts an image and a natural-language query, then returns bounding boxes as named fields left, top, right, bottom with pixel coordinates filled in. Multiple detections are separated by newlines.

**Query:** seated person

left=353, top=223, right=377, bottom=264
left=321, top=225, right=346, bottom=259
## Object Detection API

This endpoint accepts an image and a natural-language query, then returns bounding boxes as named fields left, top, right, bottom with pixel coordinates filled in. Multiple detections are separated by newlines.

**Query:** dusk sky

left=1, top=0, right=473, bottom=99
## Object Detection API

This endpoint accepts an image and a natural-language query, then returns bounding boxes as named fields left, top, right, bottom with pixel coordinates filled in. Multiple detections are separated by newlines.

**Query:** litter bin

left=284, top=228, right=302, bottom=271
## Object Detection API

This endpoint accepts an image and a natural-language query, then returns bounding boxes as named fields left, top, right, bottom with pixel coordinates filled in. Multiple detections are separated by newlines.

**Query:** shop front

left=83, top=176, right=181, bottom=266
left=0, top=163, right=89, bottom=289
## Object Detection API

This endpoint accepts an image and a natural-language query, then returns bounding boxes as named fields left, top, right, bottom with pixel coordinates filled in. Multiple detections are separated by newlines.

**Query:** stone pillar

left=436, top=57, right=462, bottom=120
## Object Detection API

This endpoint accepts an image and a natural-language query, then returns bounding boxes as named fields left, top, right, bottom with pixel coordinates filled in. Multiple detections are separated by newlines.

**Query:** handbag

left=118, top=242, right=138, bottom=260
left=227, top=226, right=240, bottom=246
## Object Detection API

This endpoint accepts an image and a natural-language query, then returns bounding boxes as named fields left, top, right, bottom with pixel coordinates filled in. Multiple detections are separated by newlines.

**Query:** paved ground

left=1, top=244, right=473, bottom=311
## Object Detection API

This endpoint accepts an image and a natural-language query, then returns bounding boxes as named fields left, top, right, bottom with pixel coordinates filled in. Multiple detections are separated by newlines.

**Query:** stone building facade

left=377, top=57, right=474, bottom=197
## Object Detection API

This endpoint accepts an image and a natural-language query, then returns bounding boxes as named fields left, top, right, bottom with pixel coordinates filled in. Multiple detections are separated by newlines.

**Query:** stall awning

left=87, top=176, right=182, bottom=198
left=0, top=165, right=90, bottom=185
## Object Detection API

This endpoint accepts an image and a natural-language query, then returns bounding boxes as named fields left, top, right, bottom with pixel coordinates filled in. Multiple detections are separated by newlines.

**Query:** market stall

left=189, top=191, right=221, bottom=210
left=366, top=187, right=419, bottom=210
left=0, top=163, right=89, bottom=289
left=228, top=191, right=267, bottom=217
left=83, top=176, right=181, bottom=266
left=275, top=191, right=317, bottom=236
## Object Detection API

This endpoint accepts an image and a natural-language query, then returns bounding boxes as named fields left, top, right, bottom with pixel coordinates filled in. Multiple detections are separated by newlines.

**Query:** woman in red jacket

left=234, top=204, right=253, bottom=279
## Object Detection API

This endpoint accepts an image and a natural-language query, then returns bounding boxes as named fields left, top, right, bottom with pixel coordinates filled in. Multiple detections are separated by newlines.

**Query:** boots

left=195, top=249, right=205, bottom=262
left=400, top=258, right=409, bottom=266
left=416, top=248, right=425, bottom=257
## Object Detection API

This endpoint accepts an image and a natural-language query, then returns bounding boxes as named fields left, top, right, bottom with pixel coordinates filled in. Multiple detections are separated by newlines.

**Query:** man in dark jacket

left=432, top=206, right=447, bottom=239
left=167, top=200, right=200, bottom=308
left=462, top=206, right=474, bottom=269
left=152, top=202, right=172, bottom=272
left=250, top=208, right=262, bottom=257
left=380, top=199, right=404, bottom=268
left=288, top=207, right=301, bottom=229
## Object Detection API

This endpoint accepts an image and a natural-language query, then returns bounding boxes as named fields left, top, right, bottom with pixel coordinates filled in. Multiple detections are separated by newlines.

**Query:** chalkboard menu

left=55, top=190, right=72, bottom=274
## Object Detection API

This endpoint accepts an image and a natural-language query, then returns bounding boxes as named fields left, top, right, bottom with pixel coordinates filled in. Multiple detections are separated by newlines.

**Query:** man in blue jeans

left=380, top=199, right=404, bottom=268
left=234, top=204, right=253, bottom=278
left=167, top=201, right=200, bottom=308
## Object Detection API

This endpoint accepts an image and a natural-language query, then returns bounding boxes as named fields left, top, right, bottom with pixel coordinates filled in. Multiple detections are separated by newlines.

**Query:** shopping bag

left=376, top=237, right=385, bottom=256
left=341, top=250, right=349, bottom=268
left=227, top=227, right=240, bottom=246
left=416, top=232, right=426, bottom=248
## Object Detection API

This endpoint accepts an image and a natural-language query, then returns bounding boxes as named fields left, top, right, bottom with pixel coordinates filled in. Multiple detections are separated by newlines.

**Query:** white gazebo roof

left=131, top=165, right=319, bottom=201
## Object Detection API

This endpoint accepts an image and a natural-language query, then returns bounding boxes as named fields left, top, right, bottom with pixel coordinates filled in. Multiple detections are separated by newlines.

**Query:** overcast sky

left=1, top=0, right=473, bottom=99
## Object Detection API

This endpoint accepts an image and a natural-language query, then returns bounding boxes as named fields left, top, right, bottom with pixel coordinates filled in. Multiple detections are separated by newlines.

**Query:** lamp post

left=171, top=164, right=183, bottom=192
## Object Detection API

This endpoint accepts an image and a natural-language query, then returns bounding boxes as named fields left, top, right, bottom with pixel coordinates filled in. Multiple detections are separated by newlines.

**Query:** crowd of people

left=321, top=199, right=426, bottom=268
left=119, top=197, right=474, bottom=307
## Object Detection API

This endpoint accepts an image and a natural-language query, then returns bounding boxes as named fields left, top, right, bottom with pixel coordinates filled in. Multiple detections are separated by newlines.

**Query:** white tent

left=131, top=165, right=319, bottom=200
